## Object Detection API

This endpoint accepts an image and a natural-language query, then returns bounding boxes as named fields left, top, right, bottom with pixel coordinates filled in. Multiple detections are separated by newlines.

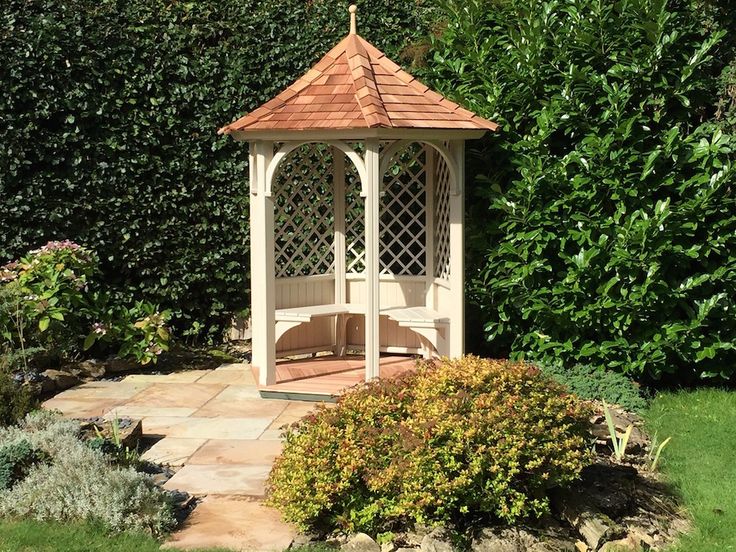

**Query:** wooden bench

left=274, top=304, right=448, bottom=358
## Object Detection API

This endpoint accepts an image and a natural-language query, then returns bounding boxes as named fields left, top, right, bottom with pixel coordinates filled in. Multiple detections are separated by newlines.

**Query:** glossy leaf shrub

left=267, top=356, right=591, bottom=533
left=424, top=0, right=736, bottom=381
left=0, top=0, right=434, bottom=340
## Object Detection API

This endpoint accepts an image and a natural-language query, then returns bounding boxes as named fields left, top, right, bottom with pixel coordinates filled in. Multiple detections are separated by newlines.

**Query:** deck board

left=252, top=355, right=416, bottom=399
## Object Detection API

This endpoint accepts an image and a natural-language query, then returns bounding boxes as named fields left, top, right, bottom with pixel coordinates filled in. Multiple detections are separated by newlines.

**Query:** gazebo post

left=364, top=138, right=381, bottom=380
left=448, top=140, right=465, bottom=357
left=333, top=147, right=348, bottom=357
left=251, top=140, right=277, bottom=386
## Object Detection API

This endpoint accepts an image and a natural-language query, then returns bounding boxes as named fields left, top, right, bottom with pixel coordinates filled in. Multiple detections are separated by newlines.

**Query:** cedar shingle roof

left=219, top=30, right=498, bottom=134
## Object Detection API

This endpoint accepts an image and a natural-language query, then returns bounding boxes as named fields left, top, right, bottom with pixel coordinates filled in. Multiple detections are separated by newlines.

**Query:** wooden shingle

left=218, top=29, right=497, bottom=134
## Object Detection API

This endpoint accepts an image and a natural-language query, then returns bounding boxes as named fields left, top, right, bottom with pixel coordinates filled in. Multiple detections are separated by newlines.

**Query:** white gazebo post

left=251, top=140, right=276, bottom=386
left=448, top=140, right=465, bottom=357
left=219, top=5, right=497, bottom=395
left=364, top=139, right=381, bottom=381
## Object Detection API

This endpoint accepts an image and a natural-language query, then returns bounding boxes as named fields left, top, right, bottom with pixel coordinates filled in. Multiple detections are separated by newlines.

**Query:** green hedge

left=0, top=0, right=433, bottom=339
left=425, top=0, right=736, bottom=381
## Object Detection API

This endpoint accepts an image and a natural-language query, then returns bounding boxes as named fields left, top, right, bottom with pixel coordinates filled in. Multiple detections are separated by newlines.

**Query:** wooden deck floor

left=252, top=355, right=417, bottom=400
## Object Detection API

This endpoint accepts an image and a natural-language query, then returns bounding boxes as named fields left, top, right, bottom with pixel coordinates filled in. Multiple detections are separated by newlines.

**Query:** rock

left=399, top=525, right=433, bottom=547
left=290, top=533, right=322, bottom=548
left=551, top=488, right=624, bottom=550
left=598, top=534, right=641, bottom=552
left=471, top=527, right=574, bottom=552
left=574, top=542, right=588, bottom=552
left=41, top=369, right=80, bottom=391
left=105, top=358, right=138, bottom=374
left=421, top=528, right=454, bottom=552
left=342, top=533, right=381, bottom=552
left=575, top=464, right=636, bottom=519
left=73, top=360, right=107, bottom=379
left=396, top=549, right=419, bottom=552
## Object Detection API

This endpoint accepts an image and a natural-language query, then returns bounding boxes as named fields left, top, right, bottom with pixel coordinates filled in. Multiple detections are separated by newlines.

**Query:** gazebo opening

left=219, top=5, right=497, bottom=397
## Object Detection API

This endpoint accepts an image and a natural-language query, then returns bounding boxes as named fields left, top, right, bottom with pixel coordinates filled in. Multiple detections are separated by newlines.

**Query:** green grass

left=0, top=520, right=233, bottom=552
left=646, top=388, right=736, bottom=552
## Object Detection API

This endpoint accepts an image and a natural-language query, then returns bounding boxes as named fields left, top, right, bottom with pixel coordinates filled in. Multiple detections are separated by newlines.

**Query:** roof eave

left=224, top=127, right=491, bottom=142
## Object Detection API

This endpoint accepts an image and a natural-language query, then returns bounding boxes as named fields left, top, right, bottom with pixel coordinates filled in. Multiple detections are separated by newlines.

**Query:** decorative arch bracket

left=264, top=140, right=368, bottom=197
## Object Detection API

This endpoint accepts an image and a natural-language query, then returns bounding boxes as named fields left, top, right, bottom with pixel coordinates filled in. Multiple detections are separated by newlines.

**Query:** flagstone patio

left=42, top=361, right=319, bottom=551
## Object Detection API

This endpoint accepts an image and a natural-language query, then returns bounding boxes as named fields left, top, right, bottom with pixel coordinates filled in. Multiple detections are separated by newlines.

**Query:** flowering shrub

left=1, top=241, right=94, bottom=354
left=1, top=241, right=171, bottom=366
left=267, top=356, right=592, bottom=533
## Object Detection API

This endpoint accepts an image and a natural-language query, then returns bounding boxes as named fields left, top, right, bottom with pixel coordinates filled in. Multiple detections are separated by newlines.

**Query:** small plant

left=648, top=433, right=672, bottom=471
left=603, top=401, right=633, bottom=462
left=0, top=439, right=48, bottom=490
left=0, top=372, right=37, bottom=427
left=91, top=415, right=140, bottom=468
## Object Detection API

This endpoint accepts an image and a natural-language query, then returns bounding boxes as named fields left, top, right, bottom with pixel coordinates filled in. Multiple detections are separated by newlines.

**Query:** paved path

left=42, top=363, right=317, bottom=551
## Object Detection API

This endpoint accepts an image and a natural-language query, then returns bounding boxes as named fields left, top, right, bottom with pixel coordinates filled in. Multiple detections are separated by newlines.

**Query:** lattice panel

left=434, top=153, right=452, bottom=281
left=380, top=144, right=426, bottom=276
left=273, top=144, right=335, bottom=277
left=345, top=153, right=365, bottom=273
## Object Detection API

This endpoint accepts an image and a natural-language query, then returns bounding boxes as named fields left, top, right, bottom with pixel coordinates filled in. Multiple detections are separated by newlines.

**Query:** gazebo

left=219, top=6, right=497, bottom=393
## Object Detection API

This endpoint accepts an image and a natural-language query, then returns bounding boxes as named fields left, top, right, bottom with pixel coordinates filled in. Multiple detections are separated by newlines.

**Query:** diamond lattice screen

left=273, top=144, right=335, bottom=277
left=345, top=158, right=365, bottom=273
left=380, top=144, right=427, bottom=275
left=434, top=152, right=452, bottom=281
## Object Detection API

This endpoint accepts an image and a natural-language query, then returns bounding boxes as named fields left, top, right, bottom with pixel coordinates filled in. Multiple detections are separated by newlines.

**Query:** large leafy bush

left=0, top=0, right=433, bottom=340
left=267, top=357, right=591, bottom=533
left=425, top=0, right=736, bottom=381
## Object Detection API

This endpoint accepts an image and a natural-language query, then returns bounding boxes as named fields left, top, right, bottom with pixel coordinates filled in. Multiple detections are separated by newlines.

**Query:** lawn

left=646, top=388, right=736, bottom=552
left=0, top=520, right=231, bottom=552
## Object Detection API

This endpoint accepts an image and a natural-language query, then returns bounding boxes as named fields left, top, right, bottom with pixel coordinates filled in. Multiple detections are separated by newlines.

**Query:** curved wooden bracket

left=379, top=139, right=462, bottom=196
left=265, top=140, right=367, bottom=197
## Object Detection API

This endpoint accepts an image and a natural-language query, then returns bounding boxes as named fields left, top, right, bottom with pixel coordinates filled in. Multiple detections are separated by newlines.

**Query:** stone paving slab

left=195, top=387, right=290, bottom=418
left=164, top=464, right=272, bottom=496
left=123, top=370, right=212, bottom=383
left=166, top=416, right=274, bottom=440
left=42, top=397, right=123, bottom=418
left=267, top=401, right=320, bottom=430
left=53, top=380, right=151, bottom=400
left=124, top=383, right=225, bottom=409
left=140, top=416, right=192, bottom=437
left=215, top=363, right=252, bottom=371
left=197, top=369, right=256, bottom=385
left=163, top=496, right=296, bottom=551
left=107, top=406, right=198, bottom=419
left=140, top=437, right=208, bottom=466
left=188, top=439, right=283, bottom=466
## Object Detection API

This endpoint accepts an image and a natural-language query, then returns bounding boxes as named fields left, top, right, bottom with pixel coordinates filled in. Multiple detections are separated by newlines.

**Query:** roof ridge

left=345, top=35, right=390, bottom=128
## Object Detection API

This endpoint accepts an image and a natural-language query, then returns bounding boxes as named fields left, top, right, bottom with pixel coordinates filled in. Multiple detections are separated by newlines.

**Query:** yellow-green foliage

left=267, top=356, right=592, bottom=533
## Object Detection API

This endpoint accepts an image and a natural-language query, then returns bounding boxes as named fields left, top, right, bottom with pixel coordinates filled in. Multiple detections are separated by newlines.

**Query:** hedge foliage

left=268, top=357, right=591, bottom=533
left=0, top=0, right=433, bottom=339
left=425, top=0, right=736, bottom=381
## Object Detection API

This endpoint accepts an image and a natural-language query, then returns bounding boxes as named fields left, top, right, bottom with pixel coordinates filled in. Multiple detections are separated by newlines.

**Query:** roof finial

left=349, top=4, right=357, bottom=35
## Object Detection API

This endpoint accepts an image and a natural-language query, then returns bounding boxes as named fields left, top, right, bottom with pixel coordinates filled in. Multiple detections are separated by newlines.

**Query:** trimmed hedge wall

left=0, top=0, right=433, bottom=339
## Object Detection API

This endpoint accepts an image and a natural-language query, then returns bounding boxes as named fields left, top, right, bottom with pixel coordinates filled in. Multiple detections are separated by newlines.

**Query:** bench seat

left=275, top=304, right=354, bottom=323
left=274, top=303, right=448, bottom=357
